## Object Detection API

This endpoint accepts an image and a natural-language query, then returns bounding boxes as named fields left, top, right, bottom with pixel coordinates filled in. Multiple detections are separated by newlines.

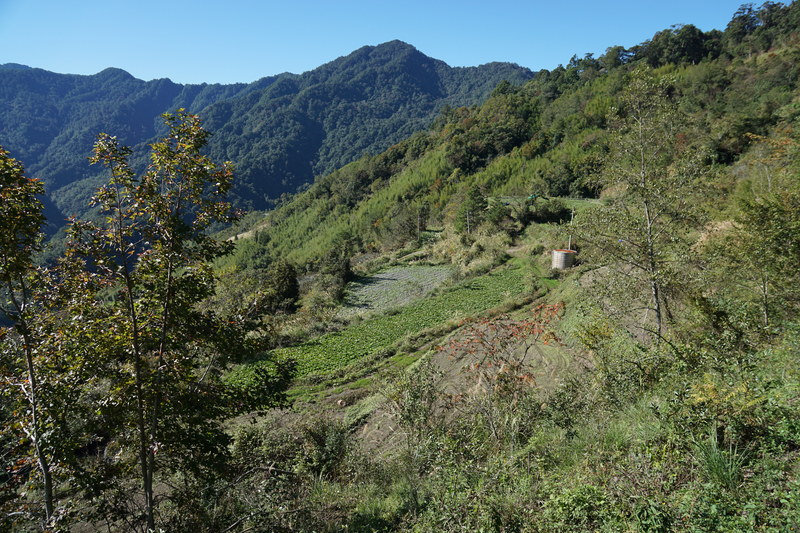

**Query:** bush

left=542, top=484, right=619, bottom=531
left=298, top=417, right=353, bottom=480
left=530, top=198, right=572, bottom=224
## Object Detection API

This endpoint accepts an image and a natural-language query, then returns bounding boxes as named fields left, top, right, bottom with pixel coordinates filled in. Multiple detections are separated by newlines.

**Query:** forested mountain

left=0, top=41, right=532, bottom=220
left=202, top=41, right=534, bottom=208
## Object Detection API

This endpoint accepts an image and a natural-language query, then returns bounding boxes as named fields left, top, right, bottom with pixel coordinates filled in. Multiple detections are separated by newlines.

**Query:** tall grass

left=692, top=430, right=748, bottom=491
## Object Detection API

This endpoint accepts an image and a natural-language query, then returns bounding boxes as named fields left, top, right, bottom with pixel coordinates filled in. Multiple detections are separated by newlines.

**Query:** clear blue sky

left=1, top=0, right=757, bottom=84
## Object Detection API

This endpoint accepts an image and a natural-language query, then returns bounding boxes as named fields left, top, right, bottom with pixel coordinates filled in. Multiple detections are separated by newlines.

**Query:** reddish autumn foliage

left=441, top=302, right=564, bottom=403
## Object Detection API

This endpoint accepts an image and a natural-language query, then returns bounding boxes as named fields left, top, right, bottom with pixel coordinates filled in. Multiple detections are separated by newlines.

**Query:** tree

left=73, top=110, right=278, bottom=531
left=260, top=259, right=300, bottom=314
left=724, top=3, right=759, bottom=54
left=456, top=185, right=487, bottom=234
left=0, top=147, right=55, bottom=524
left=0, top=148, right=120, bottom=531
left=642, top=25, right=708, bottom=67
left=706, top=133, right=800, bottom=331
left=599, top=46, right=631, bottom=71
left=375, top=198, right=430, bottom=248
left=212, top=258, right=299, bottom=322
left=574, top=68, right=705, bottom=341
left=735, top=186, right=800, bottom=326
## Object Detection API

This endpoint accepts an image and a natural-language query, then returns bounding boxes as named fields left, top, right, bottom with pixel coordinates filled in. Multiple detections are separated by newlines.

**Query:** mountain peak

left=373, top=40, right=418, bottom=52
left=0, top=63, right=32, bottom=71
left=95, top=67, right=135, bottom=80
left=336, top=40, right=424, bottom=65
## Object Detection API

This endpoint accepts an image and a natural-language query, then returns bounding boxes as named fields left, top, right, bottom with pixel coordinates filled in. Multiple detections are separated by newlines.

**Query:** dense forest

left=3, top=2, right=800, bottom=531
left=0, top=42, right=532, bottom=222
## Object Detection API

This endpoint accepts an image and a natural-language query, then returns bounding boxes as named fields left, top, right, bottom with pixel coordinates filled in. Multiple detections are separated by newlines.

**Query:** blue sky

left=1, top=0, right=757, bottom=84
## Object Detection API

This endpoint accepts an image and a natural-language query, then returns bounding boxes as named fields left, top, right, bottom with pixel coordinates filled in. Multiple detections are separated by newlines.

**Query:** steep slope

left=216, top=6, right=800, bottom=531
left=0, top=41, right=533, bottom=220
left=222, top=3, right=800, bottom=270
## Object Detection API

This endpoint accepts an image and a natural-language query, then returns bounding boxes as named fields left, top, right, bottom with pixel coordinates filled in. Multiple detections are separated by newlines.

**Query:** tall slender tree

left=456, top=185, right=487, bottom=234
left=0, top=147, right=54, bottom=524
left=707, top=133, right=800, bottom=332
left=574, top=68, right=705, bottom=341
left=75, top=110, right=265, bottom=531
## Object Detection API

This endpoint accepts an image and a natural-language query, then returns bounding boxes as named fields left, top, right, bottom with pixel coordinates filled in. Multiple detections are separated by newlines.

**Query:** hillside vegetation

left=210, top=3, right=800, bottom=531
left=3, top=2, right=800, bottom=532
left=226, top=13, right=800, bottom=267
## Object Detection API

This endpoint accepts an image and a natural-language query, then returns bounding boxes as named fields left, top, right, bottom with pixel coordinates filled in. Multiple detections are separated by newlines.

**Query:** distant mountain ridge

left=0, top=41, right=533, bottom=220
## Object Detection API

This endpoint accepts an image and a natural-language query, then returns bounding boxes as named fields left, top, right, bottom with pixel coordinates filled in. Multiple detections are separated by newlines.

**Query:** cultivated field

left=338, top=265, right=455, bottom=320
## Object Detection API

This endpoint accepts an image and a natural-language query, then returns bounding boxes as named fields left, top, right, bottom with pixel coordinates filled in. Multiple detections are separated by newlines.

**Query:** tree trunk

left=8, top=280, right=55, bottom=522
left=643, top=193, right=663, bottom=339
left=23, top=339, right=54, bottom=521
left=650, top=278, right=663, bottom=339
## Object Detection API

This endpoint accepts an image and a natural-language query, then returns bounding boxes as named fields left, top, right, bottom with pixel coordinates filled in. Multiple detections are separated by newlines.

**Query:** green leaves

left=0, top=147, right=44, bottom=281
left=21, top=110, right=284, bottom=530
left=0, top=147, right=61, bottom=525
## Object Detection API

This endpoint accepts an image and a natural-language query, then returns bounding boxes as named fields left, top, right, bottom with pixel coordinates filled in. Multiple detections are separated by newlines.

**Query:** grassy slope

left=280, top=260, right=527, bottom=376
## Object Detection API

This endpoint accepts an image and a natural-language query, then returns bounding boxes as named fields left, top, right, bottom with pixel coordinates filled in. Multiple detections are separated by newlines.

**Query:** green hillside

left=224, top=5, right=800, bottom=269
left=3, top=2, right=800, bottom=532
left=209, top=3, right=800, bottom=530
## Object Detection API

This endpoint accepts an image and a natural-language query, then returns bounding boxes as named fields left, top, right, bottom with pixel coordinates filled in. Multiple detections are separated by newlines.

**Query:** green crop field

left=285, top=262, right=528, bottom=375
left=229, top=260, right=531, bottom=387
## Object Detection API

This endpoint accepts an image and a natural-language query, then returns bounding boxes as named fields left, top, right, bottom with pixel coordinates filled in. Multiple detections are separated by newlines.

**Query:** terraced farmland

left=232, top=261, right=530, bottom=381
left=338, top=265, right=455, bottom=320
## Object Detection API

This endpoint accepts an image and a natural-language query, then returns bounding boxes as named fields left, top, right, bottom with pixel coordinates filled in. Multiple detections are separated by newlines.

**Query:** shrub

left=298, top=417, right=353, bottom=480
left=542, top=484, right=618, bottom=531
left=530, top=198, right=571, bottom=224
left=530, top=243, right=545, bottom=256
